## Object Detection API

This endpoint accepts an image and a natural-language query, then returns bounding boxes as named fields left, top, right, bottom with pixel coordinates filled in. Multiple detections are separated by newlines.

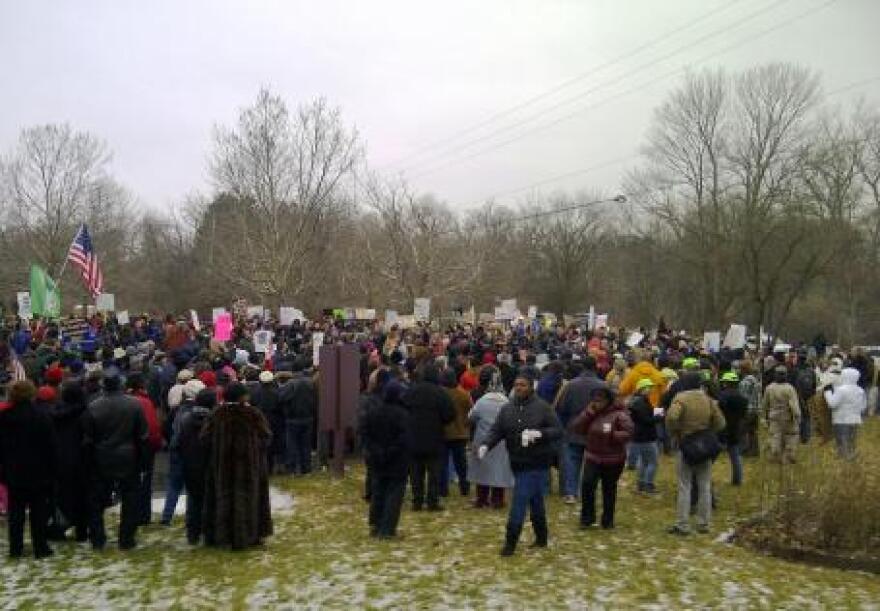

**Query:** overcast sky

left=1, top=0, right=878, bottom=212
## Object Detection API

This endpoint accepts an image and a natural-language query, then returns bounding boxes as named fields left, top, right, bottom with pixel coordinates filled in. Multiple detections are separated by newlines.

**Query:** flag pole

left=56, top=223, right=82, bottom=283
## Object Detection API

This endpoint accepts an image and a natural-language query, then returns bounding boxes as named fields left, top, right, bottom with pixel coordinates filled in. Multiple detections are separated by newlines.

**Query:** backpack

left=680, top=428, right=722, bottom=466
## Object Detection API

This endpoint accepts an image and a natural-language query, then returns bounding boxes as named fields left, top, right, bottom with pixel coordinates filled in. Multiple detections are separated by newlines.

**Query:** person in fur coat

left=202, top=382, right=273, bottom=550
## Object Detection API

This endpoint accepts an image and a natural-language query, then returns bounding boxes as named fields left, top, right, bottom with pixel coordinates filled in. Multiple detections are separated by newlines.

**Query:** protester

left=439, top=368, right=472, bottom=498
left=718, top=372, right=747, bottom=485
left=467, top=366, right=514, bottom=509
left=51, top=381, right=89, bottom=541
left=737, top=360, right=761, bottom=457
left=627, top=378, right=660, bottom=494
left=202, top=382, right=273, bottom=549
left=161, top=378, right=205, bottom=525
left=360, top=380, right=411, bottom=539
left=479, top=372, right=562, bottom=556
left=666, top=372, right=726, bottom=535
left=82, top=374, right=149, bottom=550
left=403, top=363, right=455, bottom=512
left=126, top=373, right=163, bottom=525
left=281, top=358, right=317, bottom=476
left=761, top=367, right=801, bottom=464
left=824, top=367, right=867, bottom=460
left=0, top=381, right=57, bottom=558
left=174, top=388, right=216, bottom=544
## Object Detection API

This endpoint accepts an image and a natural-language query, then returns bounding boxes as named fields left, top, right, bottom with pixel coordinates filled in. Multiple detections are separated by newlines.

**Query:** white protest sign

left=501, top=299, right=517, bottom=317
left=385, top=310, right=399, bottom=327
left=96, top=293, right=115, bottom=312
left=279, top=307, right=305, bottom=326
left=312, top=332, right=324, bottom=366
left=190, top=309, right=201, bottom=331
left=703, top=331, right=722, bottom=353
left=627, top=331, right=644, bottom=347
left=253, top=329, right=274, bottom=353
left=116, top=310, right=130, bottom=325
left=495, top=307, right=512, bottom=321
left=17, top=292, right=32, bottom=320
left=723, top=324, right=747, bottom=349
left=527, top=305, right=538, bottom=320
left=596, top=314, right=609, bottom=329
left=247, top=305, right=265, bottom=320
left=212, top=307, right=227, bottom=322
left=397, top=314, right=415, bottom=329
left=414, top=298, right=431, bottom=322
left=365, top=308, right=377, bottom=320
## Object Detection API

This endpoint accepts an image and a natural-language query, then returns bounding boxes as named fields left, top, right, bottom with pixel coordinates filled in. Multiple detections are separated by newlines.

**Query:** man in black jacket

left=279, top=359, right=318, bottom=475
left=402, top=363, right=454, bottom=511
left=554, top=356, right=604, bottom=502
left=479, top=372, right=563, bottom=556
left=82, top=374, right=149, bottom=551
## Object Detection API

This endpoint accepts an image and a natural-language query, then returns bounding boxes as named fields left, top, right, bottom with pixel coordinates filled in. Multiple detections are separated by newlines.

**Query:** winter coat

left=278, top=373, right=318, bottom=422
left=83, top=391, right=149, bottom=480
left=555, top=371, right=606, bottom=446
left=403, top=381, right=455, bottom=457
left=536, top=372, right=562, bottom=404
left=762, top=382, right=801, bottom=433
left=443, top=387, right=472, bottom=441
left=202, top=402, right=273, bottom=549
left=255, top=383, right=285, bottom=456
left=360, top=398, right=411, bottom=479
left=467, top=392, right=515, bottom=488
left=570, top=402, right=633, bottom=465
left=50, top=397, right=88, bottom=517
left=483, top=393, right=562, bottom=472
left=666, top=389, right=726, bottom=442
left=0, top=400, right=57, bottom=490
left=628, top=394, right=658, bottom=443
left=131, top=390, right=163, bottom=453
left=175, top=403, right=213, bottom=486
left=718, top=388, right=748, bottom=446
left=618, top=362, right=667, bottom=407
left=824, top=367, right=867, bottom=425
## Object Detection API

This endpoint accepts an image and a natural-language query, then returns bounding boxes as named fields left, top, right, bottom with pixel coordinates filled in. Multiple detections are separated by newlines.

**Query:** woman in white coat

left=468, top=367, right=515, bottom=508
left=824, top=367, right=867, bottom=460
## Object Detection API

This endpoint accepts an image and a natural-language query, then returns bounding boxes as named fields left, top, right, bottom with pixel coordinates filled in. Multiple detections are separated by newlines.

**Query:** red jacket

left=131, top=390, right=163, bottom=452
left=570, top=402, right=634, bottom=465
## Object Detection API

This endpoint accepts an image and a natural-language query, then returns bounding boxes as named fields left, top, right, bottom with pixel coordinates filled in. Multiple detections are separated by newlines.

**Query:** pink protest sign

left=214, top=313, right=233, bottom=342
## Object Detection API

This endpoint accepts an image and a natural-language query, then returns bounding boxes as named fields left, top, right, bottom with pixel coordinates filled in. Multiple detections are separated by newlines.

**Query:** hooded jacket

left=0, top=400, right=57, bottom=490
left=483, top=392, right=562, bottom=472
left=824, top=367, right=867, bottom=425
left=570, top=399, right=634, bottom=465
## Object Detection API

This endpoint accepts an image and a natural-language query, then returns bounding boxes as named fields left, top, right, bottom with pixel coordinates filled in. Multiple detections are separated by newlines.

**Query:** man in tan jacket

left=761, top=366, right=801, bottom=464
left=666, top=372, right=726, bottom=535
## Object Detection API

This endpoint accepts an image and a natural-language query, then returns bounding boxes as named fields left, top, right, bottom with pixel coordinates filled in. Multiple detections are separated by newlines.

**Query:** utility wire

left=397, top=0, right=794, bottom=176
left=376, top=0, right=754, bottom=172
left=406, top=0, right=840, bottom=181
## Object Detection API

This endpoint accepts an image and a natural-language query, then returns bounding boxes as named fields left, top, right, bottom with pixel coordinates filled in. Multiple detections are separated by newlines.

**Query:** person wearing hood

left=174, top=388, right=216, bottom=544
left=468, top=366, right=515, bottom=509
left=761, top=366, right=801, bottom=465
left=824, top=367, right=867, bottom=460
left=160, top=378, right=205, bottom=525
left=361, top=380, right=411, bottom=539
left=479, top=371, right=563, bottom=557
left=51, top=382, right=89, bottom=541
left=0, top=381, right=57, bottom=558
left=570, top=384, right=634, bottom=529
left=627, top=379, right=661, bottom=494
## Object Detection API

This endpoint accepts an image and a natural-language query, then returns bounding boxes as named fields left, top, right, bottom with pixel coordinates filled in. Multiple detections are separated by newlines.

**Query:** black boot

left=500, top=524, right=521, bottom=557
left=531, top=515, right=548, bottom=548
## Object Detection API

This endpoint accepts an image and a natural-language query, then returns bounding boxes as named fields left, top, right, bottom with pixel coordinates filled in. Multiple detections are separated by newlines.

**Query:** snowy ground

left=2, top=453, right=880, bottom=608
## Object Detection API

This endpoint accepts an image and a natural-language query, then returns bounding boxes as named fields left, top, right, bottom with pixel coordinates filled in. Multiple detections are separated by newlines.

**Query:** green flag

left=29, top=265, right=61, bottom=318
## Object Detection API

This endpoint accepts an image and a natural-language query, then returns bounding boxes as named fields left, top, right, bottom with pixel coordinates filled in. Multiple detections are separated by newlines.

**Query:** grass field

left=2, top=426, right=880, bottom=609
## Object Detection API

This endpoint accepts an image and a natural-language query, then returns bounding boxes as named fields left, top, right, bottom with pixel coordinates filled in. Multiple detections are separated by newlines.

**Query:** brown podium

left=317, top=343, right=360, bottom=477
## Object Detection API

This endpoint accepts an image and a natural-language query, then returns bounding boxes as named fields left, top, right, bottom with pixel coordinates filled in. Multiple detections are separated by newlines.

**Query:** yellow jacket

left=618, top=362, right=667, bottom=407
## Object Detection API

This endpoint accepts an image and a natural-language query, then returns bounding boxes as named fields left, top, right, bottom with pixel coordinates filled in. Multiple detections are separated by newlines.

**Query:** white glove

left=478, top=445, right=488, bottom=459
left=521, top=430, right=532, bottom=447
left=653, top=408, right=665, bottom=418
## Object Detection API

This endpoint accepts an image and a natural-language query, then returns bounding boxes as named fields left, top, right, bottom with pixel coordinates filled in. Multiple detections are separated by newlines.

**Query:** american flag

left=67, top=223, right=104, bottom=298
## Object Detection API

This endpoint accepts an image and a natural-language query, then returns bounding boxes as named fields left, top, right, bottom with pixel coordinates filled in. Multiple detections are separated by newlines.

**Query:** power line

left=375, top=0, right=754, bottom=172
left=396, top=0, right=794, bottom=176
left=826, top=75, right=880, bottom=98
left=406, top=0, right=840, bottom=181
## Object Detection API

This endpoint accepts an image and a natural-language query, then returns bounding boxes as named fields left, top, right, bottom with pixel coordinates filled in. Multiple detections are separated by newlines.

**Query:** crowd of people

left=0, top=311, right=875, bottom=558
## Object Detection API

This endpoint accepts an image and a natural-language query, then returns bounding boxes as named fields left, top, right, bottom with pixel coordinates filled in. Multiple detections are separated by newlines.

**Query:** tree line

left=1, top=62, right=878, bottom=345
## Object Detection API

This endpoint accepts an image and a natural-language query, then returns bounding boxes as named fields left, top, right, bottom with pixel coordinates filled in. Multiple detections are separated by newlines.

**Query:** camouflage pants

left=767, top=423, right=799, bottom=464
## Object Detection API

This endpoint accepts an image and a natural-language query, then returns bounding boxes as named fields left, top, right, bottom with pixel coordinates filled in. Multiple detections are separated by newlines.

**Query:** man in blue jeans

left=277, top=360, right=317, bottom=475
left=479, top=372, right=562, bottom=556
left=555, top=356, right=605, bottom=503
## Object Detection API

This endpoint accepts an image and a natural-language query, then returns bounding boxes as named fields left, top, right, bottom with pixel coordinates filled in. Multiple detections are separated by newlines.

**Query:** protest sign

left=414, top=298, right=430, bottom=322
left=190, top=309, right=201, bottom=331
left=527, top=305, right=537, bottom=319
left=116, top=310, right=130, bottom=325
left=247, top=305, right=265, bottom=320
left=312, top=332, right=324, bottom=366
left=500, top=299, right=517, bottom=317
left=253, top=329, right=273, bottom=353
left=213, top=313, right=233, bottom=342
left=96, top=293, right=115, bottom=312
left=385, top=310, right=399, bottom=327
left=723, top=324, right=747, bottom=349
left=279, top=307, right=305, bottom=326
left=17, top=292, right=31, bottom=320
left=596, top=314, right=609, bottom=329
left=627, top=331, right=645, bottom=347
left=703, top=331, right=722, bottom=353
